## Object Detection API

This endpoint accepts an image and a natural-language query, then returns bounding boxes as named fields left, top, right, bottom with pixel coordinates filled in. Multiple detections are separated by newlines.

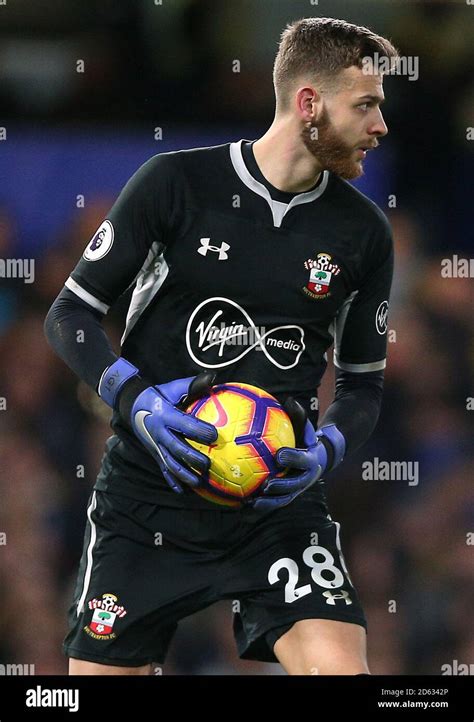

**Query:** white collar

left=229, top=139, right=329, bottom=228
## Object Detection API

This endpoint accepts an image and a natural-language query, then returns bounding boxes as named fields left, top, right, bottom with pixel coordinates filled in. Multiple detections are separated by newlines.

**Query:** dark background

left=0, top=0, right=472, bottom=675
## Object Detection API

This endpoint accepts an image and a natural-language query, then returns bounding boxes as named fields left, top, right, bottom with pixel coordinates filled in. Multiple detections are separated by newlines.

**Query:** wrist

left=119, top=376, right=153, bottom=428
left=98, top=358, right=139, bottom=410
left=315, top=424, right=346, bottom=472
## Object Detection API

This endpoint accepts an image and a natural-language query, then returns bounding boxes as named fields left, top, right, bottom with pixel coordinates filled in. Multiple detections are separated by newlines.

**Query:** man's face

left=302, top=66, right=388, bottom=180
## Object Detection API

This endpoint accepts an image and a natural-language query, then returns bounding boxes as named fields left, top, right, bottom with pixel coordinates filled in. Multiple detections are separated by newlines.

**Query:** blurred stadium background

left=0, top=0, right=472, bottom=675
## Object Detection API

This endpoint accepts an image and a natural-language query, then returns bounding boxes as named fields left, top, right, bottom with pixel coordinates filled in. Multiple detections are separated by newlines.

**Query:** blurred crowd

left=0, top=0, right=473, bottom=675
left=0, top=200, right=472, bottom=675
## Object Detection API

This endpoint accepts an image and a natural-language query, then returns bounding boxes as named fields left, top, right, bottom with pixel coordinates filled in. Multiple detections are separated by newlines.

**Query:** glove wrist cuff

left=119, top=376, right=153, bottom=428
left=98, top=358, right=139, bottom=409
left=316, top=424, right=346, bottom=472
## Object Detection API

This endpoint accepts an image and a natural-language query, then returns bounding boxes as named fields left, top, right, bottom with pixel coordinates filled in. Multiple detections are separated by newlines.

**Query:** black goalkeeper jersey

left=66, top=140, right=394, bottom=506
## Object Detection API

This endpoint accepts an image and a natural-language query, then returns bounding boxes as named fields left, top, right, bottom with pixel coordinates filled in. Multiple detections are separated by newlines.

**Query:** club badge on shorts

left=301, top=252, right=341, bottom=300
left=83, top=592, right=127, bottom=641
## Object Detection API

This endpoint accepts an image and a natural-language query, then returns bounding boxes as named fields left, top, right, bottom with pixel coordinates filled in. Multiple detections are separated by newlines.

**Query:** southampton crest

left=301, top=252, right=341, bottom=300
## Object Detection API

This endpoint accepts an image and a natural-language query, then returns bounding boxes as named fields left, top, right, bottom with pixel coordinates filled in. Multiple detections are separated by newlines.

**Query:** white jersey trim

left=333, top=289, right=386, bottom=372
left=333, top=355, right=387, bottom=372
left=121, top=241, right=169, bottom=344
left=65, top=277, right=110, bottom=315
left=229, top=140, right=329, bottom=228
left=76, top=491, right=98, bottom=617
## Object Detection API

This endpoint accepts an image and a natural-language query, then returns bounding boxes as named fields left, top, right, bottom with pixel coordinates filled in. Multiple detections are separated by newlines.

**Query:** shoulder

left=145, top=142, right=231, bottom=173
left=128, top=143, right=232, bottom=193
left=328, top=174, right=392, bottom=241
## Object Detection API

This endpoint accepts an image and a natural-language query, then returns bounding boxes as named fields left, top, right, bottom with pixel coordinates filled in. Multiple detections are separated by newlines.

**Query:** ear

left=295, top=85, right=323, bottom=123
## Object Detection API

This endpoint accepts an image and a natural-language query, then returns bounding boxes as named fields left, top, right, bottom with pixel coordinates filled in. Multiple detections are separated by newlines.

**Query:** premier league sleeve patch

left=83, top=220, right=115, bottom=261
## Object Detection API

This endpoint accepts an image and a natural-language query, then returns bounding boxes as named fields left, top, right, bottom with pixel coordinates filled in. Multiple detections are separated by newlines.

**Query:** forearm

left=45, top=289, right=160, bottom=435
left=318, top=369, right=384, bottom=464
left=44, top=287, right=118, bottom=391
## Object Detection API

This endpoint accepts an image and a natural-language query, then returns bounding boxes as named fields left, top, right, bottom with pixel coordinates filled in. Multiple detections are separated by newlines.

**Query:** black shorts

left=64, top=488, right=367, bottom=667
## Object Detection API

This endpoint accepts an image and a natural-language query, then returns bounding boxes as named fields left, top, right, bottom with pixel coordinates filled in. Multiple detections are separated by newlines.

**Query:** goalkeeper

left=45, top=17, right=397, bottom=675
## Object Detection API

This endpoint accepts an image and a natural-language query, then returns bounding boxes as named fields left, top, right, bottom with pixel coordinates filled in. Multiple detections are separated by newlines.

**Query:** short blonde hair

left=273, top=17, right=399, bottom=112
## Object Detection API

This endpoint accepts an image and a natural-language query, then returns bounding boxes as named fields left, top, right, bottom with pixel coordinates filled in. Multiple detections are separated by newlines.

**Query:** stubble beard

left=302, top=107, right=363, bottom=180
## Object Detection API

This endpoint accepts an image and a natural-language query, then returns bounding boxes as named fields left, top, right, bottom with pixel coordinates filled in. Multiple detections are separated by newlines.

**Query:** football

left=184, top=382, right=295, bottom=507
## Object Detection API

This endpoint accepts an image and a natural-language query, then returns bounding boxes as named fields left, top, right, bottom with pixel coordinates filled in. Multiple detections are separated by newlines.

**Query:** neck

left=252, top=116, right=324, bottom=193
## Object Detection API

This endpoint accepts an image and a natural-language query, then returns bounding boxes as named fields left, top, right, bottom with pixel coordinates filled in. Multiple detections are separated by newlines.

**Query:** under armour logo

left=322, top=590, right=353, bottom=606
left=197, top=238, right=230, bottom=260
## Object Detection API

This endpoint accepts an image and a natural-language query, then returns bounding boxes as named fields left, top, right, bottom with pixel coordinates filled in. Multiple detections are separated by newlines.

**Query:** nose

left=370, top=107, right=388, bottom=137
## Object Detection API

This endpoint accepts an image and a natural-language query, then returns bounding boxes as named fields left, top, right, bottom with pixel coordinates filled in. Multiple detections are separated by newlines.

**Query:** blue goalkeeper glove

left=98, top=359, right=218, bottom=494
left=246, top=397, right=346, bottom=511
